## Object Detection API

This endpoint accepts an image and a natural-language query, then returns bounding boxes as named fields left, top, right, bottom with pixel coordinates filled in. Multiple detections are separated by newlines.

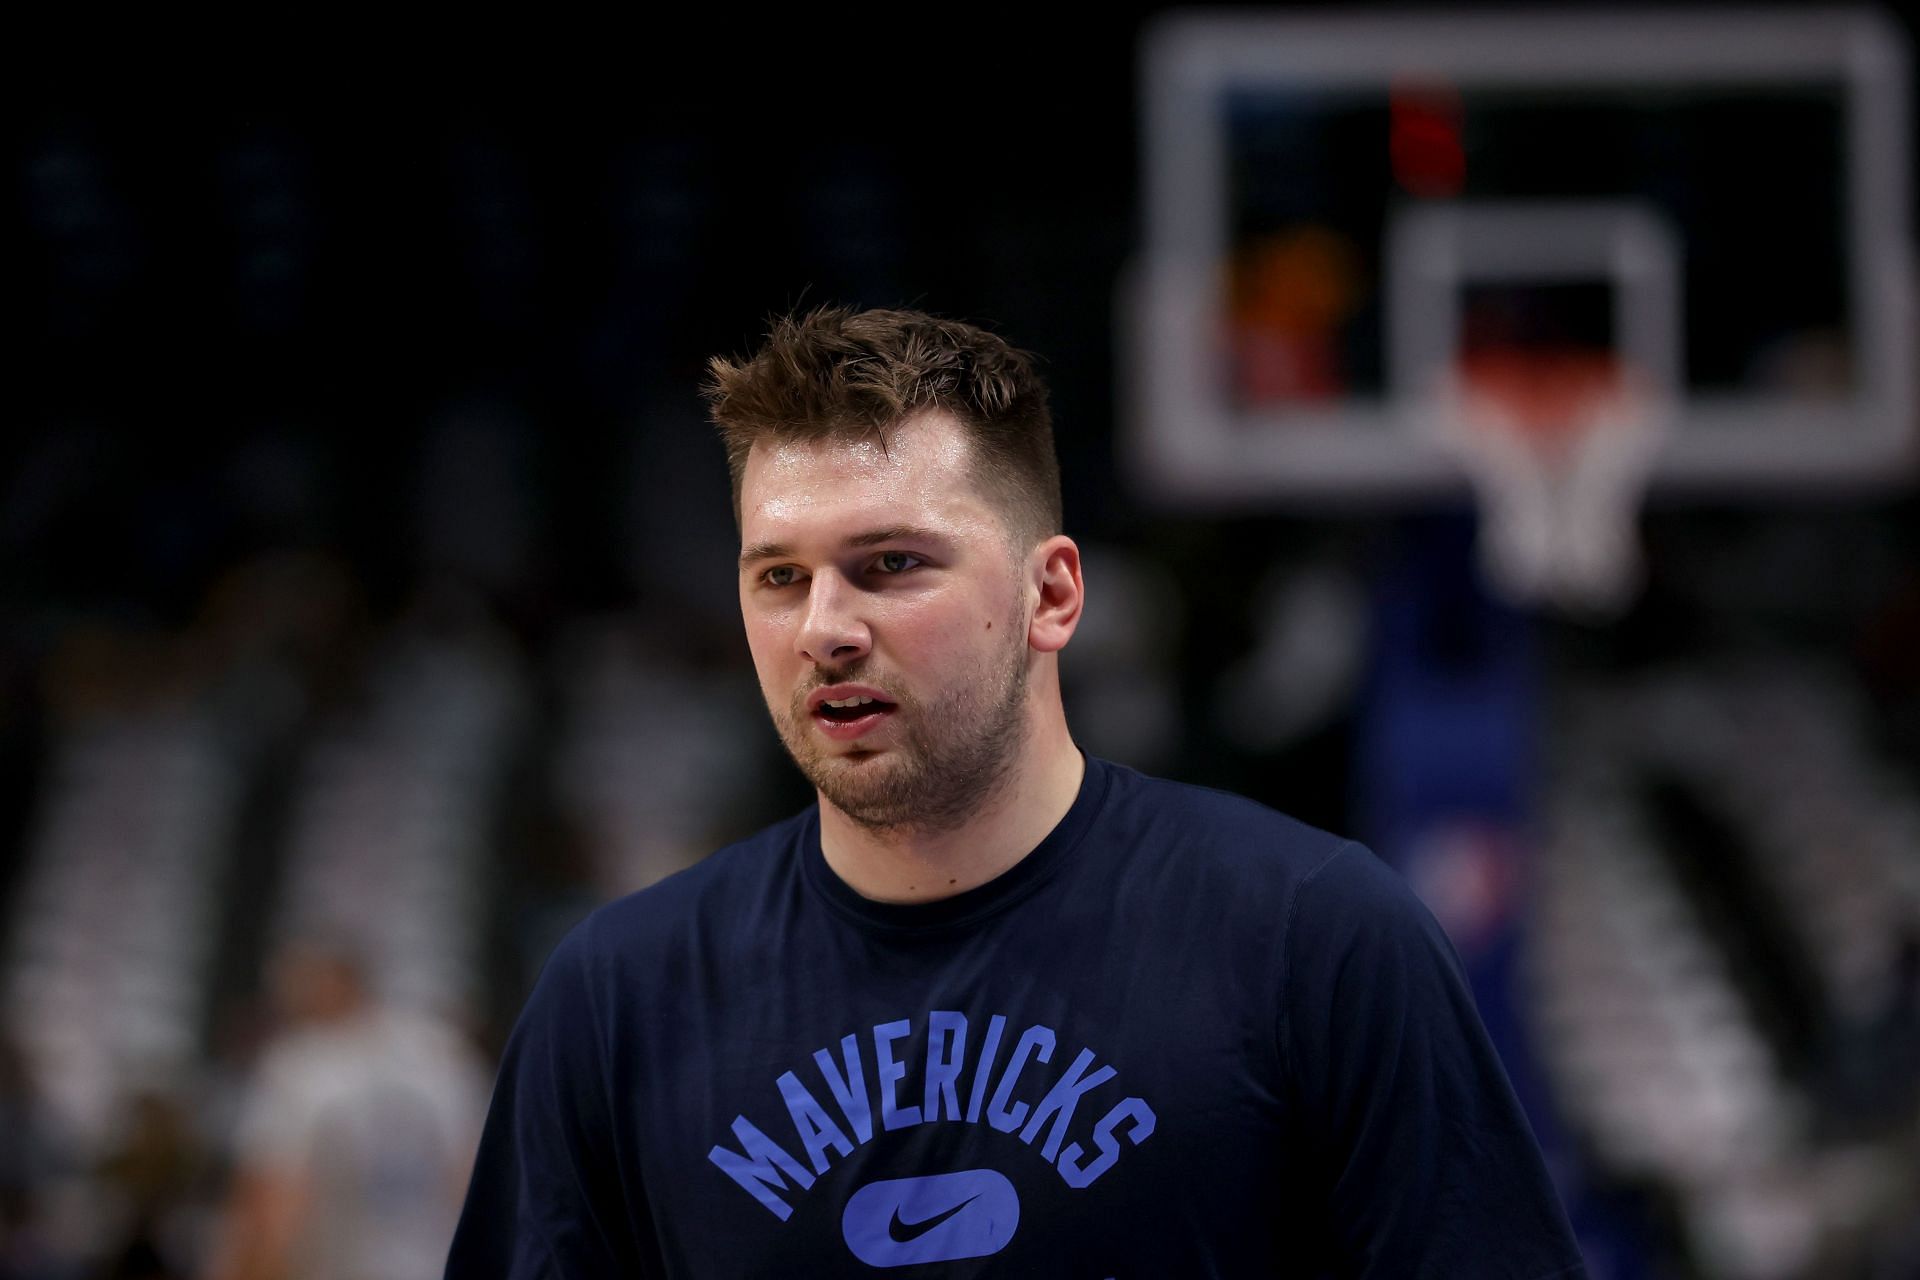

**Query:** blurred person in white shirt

left=208, top=938, right=487, bottom=1280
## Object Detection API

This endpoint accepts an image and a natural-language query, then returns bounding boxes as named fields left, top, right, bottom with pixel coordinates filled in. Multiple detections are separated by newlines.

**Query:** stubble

left=771, top=603, right=1031, bottom=835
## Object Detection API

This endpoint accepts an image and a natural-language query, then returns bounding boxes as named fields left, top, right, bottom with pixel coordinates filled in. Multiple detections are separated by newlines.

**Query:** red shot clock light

left=1390, top=80, right=1465, bottom=199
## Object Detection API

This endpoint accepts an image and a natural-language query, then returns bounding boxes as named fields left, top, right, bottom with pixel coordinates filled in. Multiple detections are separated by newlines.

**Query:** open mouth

left=809, top=694, right=900, bottom=742
left=817, top=698, right=897, bottom=723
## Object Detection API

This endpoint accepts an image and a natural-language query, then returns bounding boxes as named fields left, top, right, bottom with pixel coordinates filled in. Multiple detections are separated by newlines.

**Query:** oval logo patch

left=840, top=1168, right=1020, bottom=1267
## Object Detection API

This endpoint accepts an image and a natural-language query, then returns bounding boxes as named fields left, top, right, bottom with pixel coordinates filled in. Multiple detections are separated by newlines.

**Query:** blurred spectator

left=1825, top=927, right=1920, bottom=1143
left=0, top=1034, right=53, bottom=1280
left=205, top=939, right=486, bottom=1280
left=96, top=1090, right=202, bottom=1280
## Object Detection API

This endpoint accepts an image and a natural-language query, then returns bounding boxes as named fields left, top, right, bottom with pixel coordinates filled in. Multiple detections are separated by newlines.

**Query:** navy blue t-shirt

left=447, top=756, right=1585, bottom=1277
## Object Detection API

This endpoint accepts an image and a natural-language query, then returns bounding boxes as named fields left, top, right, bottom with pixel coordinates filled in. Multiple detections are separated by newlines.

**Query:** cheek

left=899, top=598, right=1000, bottom=660
left=740, top=610, right=792, bottom=676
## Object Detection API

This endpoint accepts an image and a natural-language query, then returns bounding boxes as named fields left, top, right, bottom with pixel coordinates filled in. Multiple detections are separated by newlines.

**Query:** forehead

left=739, top=413, right=1003, bottom=548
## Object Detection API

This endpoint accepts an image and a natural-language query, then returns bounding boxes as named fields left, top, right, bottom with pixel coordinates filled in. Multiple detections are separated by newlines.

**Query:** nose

left=795, top=571, right=871, bottom=667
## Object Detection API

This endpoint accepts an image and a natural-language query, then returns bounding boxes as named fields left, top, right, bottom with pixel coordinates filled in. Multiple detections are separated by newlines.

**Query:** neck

left=816, top=707, right=1084, bottom=905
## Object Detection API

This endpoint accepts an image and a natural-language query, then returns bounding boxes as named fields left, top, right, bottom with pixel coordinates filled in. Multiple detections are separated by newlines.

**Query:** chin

left=813, top=755, right=921, bottom=819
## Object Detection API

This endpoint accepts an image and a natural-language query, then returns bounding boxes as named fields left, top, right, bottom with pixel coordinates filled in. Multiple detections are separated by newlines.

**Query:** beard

left=768, top=619, right=1031, bottom=835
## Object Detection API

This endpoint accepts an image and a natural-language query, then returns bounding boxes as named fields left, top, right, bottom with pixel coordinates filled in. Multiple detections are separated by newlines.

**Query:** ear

left=1026, top=535, right=1083, bottom=654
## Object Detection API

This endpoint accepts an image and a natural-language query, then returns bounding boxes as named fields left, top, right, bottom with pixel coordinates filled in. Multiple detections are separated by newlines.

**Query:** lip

left=805, top=683, right=897, bottom=715
left=806, top=683, right=899, bottom=743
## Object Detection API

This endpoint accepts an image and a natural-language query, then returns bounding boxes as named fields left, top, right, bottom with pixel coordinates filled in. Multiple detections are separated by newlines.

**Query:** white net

left=1435, top=357, right=1670, bottom=616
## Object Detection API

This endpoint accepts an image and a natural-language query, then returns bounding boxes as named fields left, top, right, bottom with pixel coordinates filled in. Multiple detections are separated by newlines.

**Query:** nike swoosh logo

left=843, top=1169, right=1019, bottom=1265
left=887, top=1193, right=980, bottom=1243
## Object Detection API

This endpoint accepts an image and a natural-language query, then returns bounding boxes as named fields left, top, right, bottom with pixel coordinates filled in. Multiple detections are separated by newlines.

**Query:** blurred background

left=5, top=6, right=1920, bottom=1277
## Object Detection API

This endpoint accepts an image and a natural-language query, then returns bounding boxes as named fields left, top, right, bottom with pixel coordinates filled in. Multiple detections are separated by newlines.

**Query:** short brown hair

left=703, top=306, right=1062, bottom=547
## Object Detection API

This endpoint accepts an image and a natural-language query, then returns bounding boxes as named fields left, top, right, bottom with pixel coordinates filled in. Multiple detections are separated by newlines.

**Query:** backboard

left=1125, top=9, right=1914, bottom=506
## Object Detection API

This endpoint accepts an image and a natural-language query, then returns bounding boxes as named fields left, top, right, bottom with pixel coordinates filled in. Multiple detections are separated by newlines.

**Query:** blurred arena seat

left=3, top=705, right=244, bottom=1151
left=263, top=615, right=526, bottom=1023
left=1529, top=662, right=1920, bottom=1276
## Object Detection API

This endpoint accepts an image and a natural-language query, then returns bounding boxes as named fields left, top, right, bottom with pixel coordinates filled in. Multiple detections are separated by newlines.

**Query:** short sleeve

left=445, top=921, right=656, bottom=1279
left=1279, top=844, right=1586, bottom=1279
left=232, top=1039, right=327, bottom=1170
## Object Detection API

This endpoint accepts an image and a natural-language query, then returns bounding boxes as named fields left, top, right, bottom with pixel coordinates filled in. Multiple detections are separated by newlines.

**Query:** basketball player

left=446, top=308, right=1586, bottom=1276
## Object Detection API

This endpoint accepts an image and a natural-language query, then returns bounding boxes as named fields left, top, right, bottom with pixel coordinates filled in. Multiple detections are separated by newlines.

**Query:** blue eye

left=876, top=551, right=922, bottom=574
left=764, top=566, right=801, bottom=587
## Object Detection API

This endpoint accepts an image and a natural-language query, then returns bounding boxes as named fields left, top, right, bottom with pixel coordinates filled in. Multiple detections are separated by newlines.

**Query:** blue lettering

left=873, top=1019, right=922, bottom=1131
left=813, top=1034, right=874, bottom=1144
left=963, top=1013, right=1008, bottom=1123
left=708, top=1115, right=815, bottom=1219
left=718, top=1013, right=1159, bottom=1216
left=777, top=1071, right=853, bottom=1174
left=1056, top=1096, right=1156, bottom=1189
left=922, top=1011, right=968, bottom=1122
left=1018, top=1047, right=1117, bottom=1161
left=986, top=1025, right=1055, bottom=1133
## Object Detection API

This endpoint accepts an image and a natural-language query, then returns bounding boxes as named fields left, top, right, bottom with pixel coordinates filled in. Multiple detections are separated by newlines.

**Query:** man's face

left=737, top=411, right=1034, bottom=832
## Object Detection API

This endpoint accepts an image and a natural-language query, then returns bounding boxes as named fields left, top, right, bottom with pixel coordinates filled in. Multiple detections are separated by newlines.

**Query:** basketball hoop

left=1432, top=348, right=1669, bottom=616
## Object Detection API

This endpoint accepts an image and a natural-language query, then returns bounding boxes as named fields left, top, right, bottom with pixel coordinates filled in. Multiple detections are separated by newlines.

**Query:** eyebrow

left=738, top=524, right=949, bottom=571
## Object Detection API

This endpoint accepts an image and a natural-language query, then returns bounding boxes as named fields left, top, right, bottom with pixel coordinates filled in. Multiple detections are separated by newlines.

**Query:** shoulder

left=538, top=807, right=812, bottom=982
left=1095, top=757, right=1361, bottom=895
left=1073, top=758, right=1404, bottom=962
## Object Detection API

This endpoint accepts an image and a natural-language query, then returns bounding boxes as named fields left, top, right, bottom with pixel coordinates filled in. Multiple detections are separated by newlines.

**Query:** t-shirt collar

left=798, top=751, right=1111, bottom=935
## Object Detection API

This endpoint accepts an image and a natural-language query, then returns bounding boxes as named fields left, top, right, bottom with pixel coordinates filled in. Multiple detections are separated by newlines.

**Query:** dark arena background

left=6, top=8, right=1920, bottom=1277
